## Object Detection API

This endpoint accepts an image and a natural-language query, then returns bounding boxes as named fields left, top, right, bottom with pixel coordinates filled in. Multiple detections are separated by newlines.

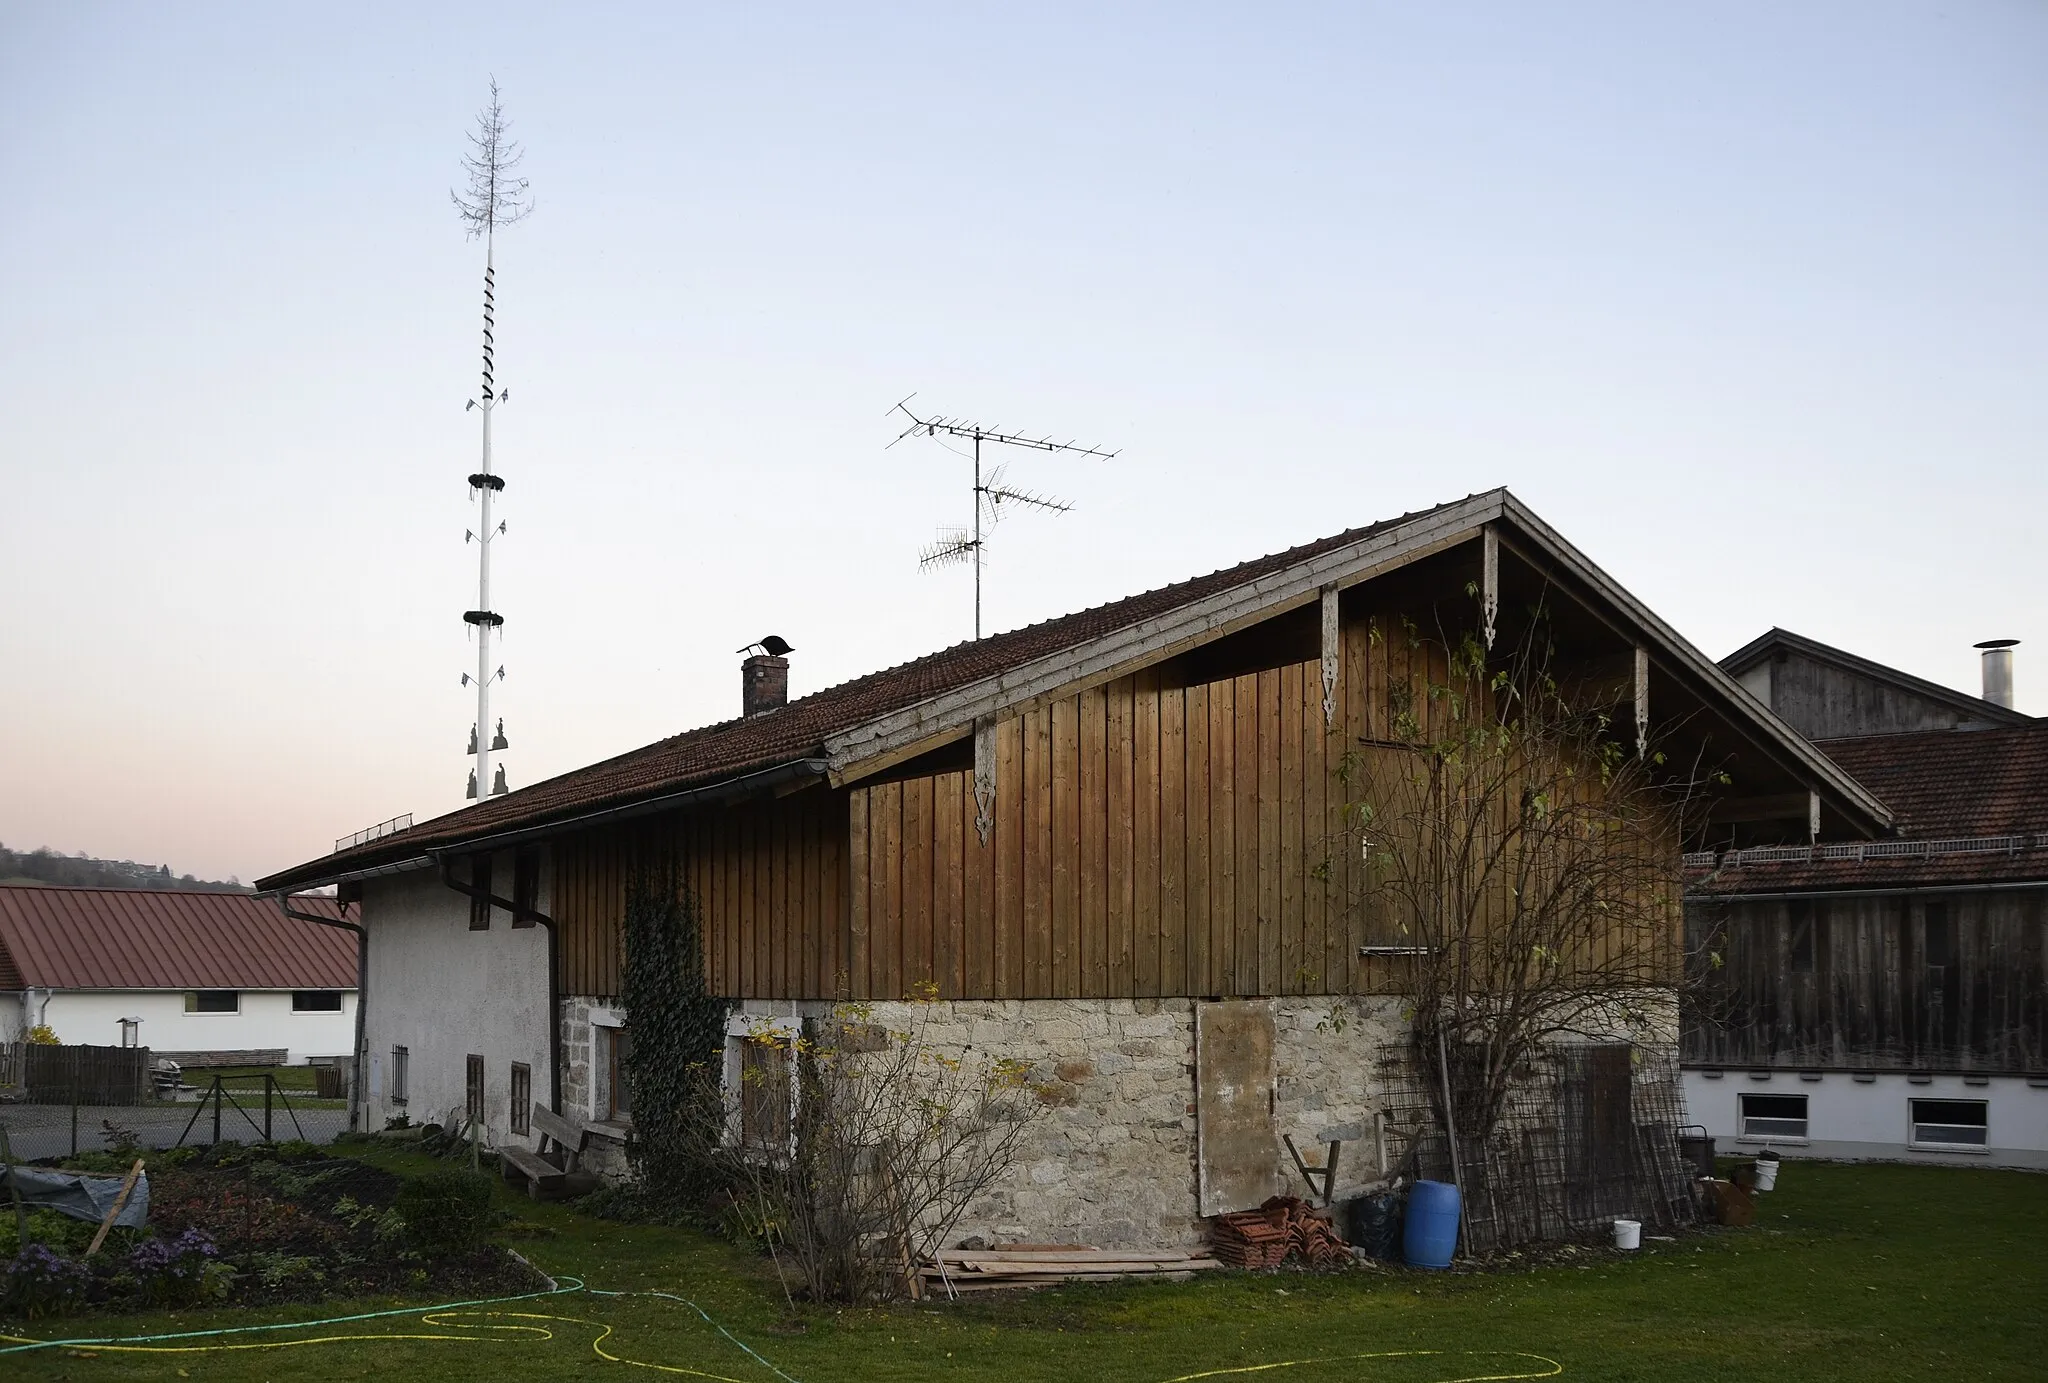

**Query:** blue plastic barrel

left=1403, top=1180, right=1460, bottom=1269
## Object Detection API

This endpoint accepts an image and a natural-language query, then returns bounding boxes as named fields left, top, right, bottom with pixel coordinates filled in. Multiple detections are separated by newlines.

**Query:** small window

left=390, top=1045, right=410, bottom=1106
left=740, top=1035, right=793, bottom=1148
left=512, top=848, right=539, bottom=928
left=510, top=1062, right=532, bottom=1135
left=469, top=855, right=493, bottom=929
left=466, top=1054, right=485, bottom=1124
left=605, top=1027, right=633, bottom=1120
left=184, top=990, right=240, bottom=1014
left=1924, top=902, right=1951, bottom=969
left=1788, top=902, right=1815, bottom=974
left=1739, top=1092, right=1808, bottom=1141
left=292, top=990, right=343, bottom=1013
left=1910, top=1098, right=1987, bottom=1150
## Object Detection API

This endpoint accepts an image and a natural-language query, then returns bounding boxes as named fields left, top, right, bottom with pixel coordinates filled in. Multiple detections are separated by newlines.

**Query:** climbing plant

left=620, top=862, right=731, bottom=1217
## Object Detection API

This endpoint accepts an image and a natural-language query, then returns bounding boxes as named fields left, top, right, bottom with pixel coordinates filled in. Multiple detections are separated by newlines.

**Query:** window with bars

left=466, top=1054, right=485, bottom=1124
left=390, top=1045, right=409, bottom=1106
left=510, top=1063, right=532, bottom=1134
left=469, top=855, right=493, bottom=930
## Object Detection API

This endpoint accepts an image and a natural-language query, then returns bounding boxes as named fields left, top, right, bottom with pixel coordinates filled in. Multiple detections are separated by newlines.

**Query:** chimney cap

left=1975, top=639, right=2020, bottom=650
left=737, top=634, right=794, bottom=658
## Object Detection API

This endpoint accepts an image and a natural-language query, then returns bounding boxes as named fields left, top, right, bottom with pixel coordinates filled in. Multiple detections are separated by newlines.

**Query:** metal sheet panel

left=1195, top=998, right=1280, bottom=1215
left=0, top=886, right=354, bottom=991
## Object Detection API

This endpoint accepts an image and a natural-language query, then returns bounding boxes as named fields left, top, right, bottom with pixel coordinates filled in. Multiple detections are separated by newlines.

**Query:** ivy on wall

left=620, top=863, right=731, bottom=1215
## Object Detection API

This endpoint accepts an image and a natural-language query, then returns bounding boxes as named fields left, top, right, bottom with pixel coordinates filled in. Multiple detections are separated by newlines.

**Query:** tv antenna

left=889, top=395, right=1117, bottom=640
left=452, top=77, right=533, bottom=805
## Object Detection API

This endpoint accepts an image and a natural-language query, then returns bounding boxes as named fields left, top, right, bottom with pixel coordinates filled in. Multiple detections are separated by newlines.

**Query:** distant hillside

left=0, top=843, right=248, bottom=893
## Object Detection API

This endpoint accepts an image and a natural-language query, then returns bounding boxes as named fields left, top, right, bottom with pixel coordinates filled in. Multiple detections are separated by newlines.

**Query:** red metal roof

left=0, top=886, right=355, bottom=992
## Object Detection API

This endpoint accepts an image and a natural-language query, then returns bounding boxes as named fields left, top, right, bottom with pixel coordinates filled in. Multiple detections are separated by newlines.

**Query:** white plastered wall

left=32, top=989, right=355, bottom=1062
left=1683, top=1068, right=2048, bottom=1170
left=357, top=851, right=551, bottom=1149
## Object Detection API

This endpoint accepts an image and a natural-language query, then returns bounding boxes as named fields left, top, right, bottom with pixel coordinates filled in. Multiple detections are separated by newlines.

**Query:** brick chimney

left=742, top=653, right=789, bottom=716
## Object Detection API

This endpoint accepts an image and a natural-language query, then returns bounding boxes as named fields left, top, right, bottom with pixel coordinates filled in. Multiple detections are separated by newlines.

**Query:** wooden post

left=212, top=1078, right=223, bottom=1146
left=85, top=1159, right=145, bottom=1257
left=0, top=1124, right=27, bottom=1248
left=264, top=1075, right=274, bottom=1143
left=1320, top=586, right=1341, bottom=726
left=69, top=1051, right=80, bottom=1157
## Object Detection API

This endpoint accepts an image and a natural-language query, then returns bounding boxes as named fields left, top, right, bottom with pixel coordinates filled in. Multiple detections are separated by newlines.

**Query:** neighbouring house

left=257, top=490, right=1890, bottom=1246
left=0, top=885, right=357, bottom=1068
left=1685, top=630, right=2048, bottom=1168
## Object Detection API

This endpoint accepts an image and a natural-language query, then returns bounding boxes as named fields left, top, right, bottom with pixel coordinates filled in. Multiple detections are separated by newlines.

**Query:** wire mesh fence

left=0, top=1072, right=351, bottom=1162
left=1376, top=1041, right=1697, bottom=1253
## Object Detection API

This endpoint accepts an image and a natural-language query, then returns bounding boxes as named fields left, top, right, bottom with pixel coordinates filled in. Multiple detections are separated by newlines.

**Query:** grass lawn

left=4, top=1153, right=2042, bottom=1382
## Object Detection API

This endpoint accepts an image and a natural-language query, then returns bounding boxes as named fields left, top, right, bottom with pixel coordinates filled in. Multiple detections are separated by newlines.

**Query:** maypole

left=452, top=79, right=532, bottom=804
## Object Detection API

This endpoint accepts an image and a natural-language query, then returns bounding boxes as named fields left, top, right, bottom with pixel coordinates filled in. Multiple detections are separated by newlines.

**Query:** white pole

left=473, top=234, right=498, bottom=803
left=972, top=431, right=983, bottom=642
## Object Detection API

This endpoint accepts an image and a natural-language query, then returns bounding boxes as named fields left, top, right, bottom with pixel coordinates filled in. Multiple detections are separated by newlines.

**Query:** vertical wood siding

left=552, top=788, right=848, bottom=1001
left=553, top=606, right=1682, bottom=1003
left=840, top=611, right=1437, bottom=999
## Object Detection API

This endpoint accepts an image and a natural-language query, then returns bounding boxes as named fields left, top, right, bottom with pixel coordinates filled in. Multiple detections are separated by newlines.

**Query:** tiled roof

left=1818, top=727, right=2048, bottom=837
left=0, top=886, right=355, bottom=991
left=259, top=498, right=1474, bottom=892
left=1691, top=725, right=2048, bottom=893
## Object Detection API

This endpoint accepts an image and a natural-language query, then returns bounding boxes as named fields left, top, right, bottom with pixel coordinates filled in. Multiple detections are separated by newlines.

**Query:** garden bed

left=3, top=1141, right=542, bottom=1317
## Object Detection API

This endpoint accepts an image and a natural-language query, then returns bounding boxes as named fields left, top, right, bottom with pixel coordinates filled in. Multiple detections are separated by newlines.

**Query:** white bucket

left=1754, top=1156, right=1780, bottom=1192
left=1612, top=1218, right=1642, bottom=1251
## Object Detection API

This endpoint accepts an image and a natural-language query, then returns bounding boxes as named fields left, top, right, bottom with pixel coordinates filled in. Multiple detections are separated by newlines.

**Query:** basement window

left=184, top=990, right=240, bottom=1014
left=1909, top=1099, right=1988, bottom=1151
left=1738, top=1092, right=1808, bottom=1142
left=390, top=1045, right=409, bottom=1106
left=292, top=991, right=343, bottom=1013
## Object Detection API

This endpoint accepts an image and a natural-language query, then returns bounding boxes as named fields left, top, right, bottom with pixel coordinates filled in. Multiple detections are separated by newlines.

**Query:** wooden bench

left=498, top=1103, right=600, bottom=1200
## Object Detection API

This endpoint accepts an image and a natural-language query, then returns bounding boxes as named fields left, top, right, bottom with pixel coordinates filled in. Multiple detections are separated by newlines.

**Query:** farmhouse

left=258, top=490, right=1889, bottom=1245
left=1686, top=630, right=2048, bottom=1167
left=0, top=884, right=356, bottom=1067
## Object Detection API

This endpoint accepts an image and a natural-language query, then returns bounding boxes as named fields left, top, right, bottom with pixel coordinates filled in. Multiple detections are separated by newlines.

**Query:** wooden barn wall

left=550, top=608, right=1683, bottom=1005
left=551, top=788, right=848, bottom=1002
left=842, top=611, right=1610, bottom=1002
left=1682, top=888, right=2048, bottom=1073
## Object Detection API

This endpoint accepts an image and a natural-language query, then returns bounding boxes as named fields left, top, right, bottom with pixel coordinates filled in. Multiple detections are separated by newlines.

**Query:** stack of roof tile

left=1208, top=1196, right=1352, bottom=1270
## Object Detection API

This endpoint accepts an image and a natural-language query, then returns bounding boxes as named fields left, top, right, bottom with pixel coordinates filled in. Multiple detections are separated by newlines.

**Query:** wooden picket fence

left=2, top=1042, right=154, bottom=1105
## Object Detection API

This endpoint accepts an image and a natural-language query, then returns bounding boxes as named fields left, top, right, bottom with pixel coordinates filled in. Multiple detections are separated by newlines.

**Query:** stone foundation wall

left=724, top=995, right=1407, bottom=1249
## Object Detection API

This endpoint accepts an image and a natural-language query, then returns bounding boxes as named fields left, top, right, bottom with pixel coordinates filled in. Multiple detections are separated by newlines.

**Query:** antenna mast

left=890, top=396, right=1117, bottom=640
left=453, top=78, right=532, bottom=805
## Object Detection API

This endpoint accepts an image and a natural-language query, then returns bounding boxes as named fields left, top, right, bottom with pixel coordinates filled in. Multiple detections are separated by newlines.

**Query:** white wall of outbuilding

left=7, top=987, right=354, bottom=1063
left=355, top=855, right=550, bottom=1149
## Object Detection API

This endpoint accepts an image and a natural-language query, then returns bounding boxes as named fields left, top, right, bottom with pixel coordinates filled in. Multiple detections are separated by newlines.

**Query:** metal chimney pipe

left=1975, top=639, right=2018, bottom=709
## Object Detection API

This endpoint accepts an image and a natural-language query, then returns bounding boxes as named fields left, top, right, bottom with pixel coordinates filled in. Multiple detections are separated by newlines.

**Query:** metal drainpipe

left=272, top=895, right=368, bottom=1133
left=434, top=857, right=563, bottom=1116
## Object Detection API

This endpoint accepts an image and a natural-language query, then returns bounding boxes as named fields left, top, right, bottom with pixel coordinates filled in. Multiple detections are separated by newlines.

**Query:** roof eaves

left=1495, top=497, right=1894, bottom=837
left=823, top=490, right=1511, bottom=777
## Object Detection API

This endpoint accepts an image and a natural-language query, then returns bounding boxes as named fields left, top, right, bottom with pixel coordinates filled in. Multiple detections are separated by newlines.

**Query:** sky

left=2, top=3, right=2043, bottom=884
